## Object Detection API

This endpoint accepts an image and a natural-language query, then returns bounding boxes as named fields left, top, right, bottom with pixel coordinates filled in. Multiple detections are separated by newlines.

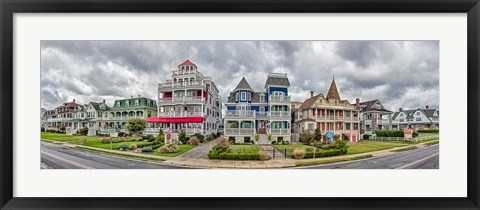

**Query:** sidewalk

left=43, top=139, right=435, bottom=169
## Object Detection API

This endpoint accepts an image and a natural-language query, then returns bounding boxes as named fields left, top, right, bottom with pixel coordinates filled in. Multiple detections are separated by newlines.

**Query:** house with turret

left=293, top=78, right=360, bottom=142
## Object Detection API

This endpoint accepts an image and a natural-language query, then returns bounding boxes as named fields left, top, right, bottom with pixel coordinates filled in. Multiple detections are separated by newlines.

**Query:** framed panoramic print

left=1, top=0, right=479, bottom=209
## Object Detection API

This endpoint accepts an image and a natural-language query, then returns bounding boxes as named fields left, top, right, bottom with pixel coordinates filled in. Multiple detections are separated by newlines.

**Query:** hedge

left=208, top=148, right=260, bottom=160
left=136, top=141, right=159, bottom=149
left=417, top=129, right=439, bottom=133
left=304, top=148, right=347, bottom=158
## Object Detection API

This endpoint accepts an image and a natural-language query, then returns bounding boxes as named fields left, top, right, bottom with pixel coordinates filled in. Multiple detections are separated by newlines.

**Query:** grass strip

left=41, top=139, right=64, bottom=144
left=391, top=146, right=417, bottom=152
left=295, top=154, right=373, bottom=166
left=78, top=147, right=165, bottom=162
left=424, top=141, right=439, bottom=146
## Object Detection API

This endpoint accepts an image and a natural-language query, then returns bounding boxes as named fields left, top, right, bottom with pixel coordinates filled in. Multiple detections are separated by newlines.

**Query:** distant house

left=390, top=106, right=439, bottom=130
left=45, top=99, right=80, bottom=131
left=108, top=96, right=157, bottom=133
left=293, top=78, right=361, bottom=142
left=224, top=73, right=291, bottom=144
left=356, top=99, right=393, bottom=135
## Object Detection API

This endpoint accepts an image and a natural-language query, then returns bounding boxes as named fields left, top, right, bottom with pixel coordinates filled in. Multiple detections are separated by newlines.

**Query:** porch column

left=334, top=110, right=336, bottom=120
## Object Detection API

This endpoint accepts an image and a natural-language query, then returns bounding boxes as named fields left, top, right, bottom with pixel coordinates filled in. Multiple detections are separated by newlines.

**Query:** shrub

left=41, top=127, right=45, bottom=132
left=189, top=136, right=200, bottom=145
left=171, top=139, right=183, bottom=145
left=208, top=148, right=221, bottom=159
left=130, top=144, right=137, bottom=150
left=267, top=134, right=273, bottom=142
left=156, top=134, right=165, bottom=143
left=205, top=134, right=215, bottom=142
left=159, top=144, right=180, bottom=153
left=304, top=148, right=347, bottom=158
left=254, top=134, right=260, bottom=143
left=178, top=131, right=187, bottom=143
left=118, top=143, right=129, bottom=151
left=259, top=151, right=270, bottom=160
left=335, top=140, right=350, bottom=151
left=145, top=134, right=155, bottom=142
left=214, top=152, right=260, bottom=160
left=213, top=139, right=230, bottom=152
left=284, top=141, right=290, bottom=145
left=314, top=127, right=322, bottom=141
left=80, top=137, right=88, bottom=145
left=412, top=131, right=419, bottom=138
left=271, top=141, right=277, bottom=145
left=150, top=143, right=163, bottom=150
left=418, top=129, right=439, bottom=133
left=141, top=146, right=153, bottom=152
left=363, top=134, right=371, bottom=140
left=133, top=148, right=142, bottom=153
left=192, top=133, right=205, bottom=142
left=101, top=137, right=112, bottom=144
left=300, top=130, right=315, bottom=145
left=79, top=127, right=89, bottom=136
left=292, top=148, right=306, bottom=159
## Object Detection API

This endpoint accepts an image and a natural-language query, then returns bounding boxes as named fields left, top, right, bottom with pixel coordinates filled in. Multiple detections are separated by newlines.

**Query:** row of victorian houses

left=41, top=59, right=439, bottom=142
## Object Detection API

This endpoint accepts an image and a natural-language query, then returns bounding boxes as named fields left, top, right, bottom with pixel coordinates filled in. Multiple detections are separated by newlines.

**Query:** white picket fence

left=369, top=134, right=439, bottom=141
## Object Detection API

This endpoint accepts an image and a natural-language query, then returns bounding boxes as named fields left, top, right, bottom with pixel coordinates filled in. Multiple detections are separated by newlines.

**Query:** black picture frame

left=1, top=0, right=479, bottom=209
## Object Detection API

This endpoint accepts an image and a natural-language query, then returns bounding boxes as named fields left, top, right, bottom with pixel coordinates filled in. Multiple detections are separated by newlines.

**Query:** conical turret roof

left=326, top=79, right=341, bottom=100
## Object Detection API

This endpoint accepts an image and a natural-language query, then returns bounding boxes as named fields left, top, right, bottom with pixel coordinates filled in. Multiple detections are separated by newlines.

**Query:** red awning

left=146, top=117, right=203, bottom=123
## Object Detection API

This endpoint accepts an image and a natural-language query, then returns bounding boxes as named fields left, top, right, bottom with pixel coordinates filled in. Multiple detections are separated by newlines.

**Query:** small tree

left=156, top=129, right=165, bottom=143
left=254, top=133, right=260, bottom=143
left=300, top=129, right=314, bottom=145
left=267, top=134, right=272, bottom=143
left=314, top=127, right=322, bottom=141
left=126, top=118, right=146, bottom=134
left=178, top=130, right=187, bottom=143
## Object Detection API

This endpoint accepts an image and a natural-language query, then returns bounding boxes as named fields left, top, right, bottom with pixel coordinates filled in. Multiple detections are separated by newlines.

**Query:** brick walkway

left=177, top=137, right=222, bottom=159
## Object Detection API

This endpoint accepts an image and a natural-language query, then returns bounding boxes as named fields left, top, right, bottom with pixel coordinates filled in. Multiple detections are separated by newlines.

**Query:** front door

left=259, top=121, right=266, bottom=134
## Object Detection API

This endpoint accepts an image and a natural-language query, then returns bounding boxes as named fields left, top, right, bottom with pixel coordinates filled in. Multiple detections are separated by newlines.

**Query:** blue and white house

left=224, top=73, right=291, bottom=144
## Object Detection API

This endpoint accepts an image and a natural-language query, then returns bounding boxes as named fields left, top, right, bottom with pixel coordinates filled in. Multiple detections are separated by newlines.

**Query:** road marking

left=41, top=151, right=94, bottom=169
left=395, top=152, right=439, bottom=169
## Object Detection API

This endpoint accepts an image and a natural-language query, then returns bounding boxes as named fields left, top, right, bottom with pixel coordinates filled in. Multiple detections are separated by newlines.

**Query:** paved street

left=298, top=144, right=439, bottom=169
left=41, top=142, right=193, bottom=169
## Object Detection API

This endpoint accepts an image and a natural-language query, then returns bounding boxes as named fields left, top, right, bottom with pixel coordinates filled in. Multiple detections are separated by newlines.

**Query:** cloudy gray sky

left=41, top=40, right=439, bottom=111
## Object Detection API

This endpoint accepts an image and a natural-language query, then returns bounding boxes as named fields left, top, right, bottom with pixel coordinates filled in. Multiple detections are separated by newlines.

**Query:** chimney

left=310, top=91, right=314, bottom=98
left=103, top=99, right=106, bottom=103
left=355, top=98, right=360, bottom=109
left=138, top=95, right=141, bottom=97
left=425, top=105, right=429, bottom=111
left=399, top=108, right=403, bottom=112
left=73, top=99, right=75, bottom=102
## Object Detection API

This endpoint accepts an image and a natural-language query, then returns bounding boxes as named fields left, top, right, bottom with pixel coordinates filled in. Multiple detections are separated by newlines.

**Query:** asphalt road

left=299, top=144, right=439, bottom=169
left=41, top=142, right=193, bottom=169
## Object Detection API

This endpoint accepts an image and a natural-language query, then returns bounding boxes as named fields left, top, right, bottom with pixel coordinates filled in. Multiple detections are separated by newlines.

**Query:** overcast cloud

left=41, top=41, right=439, bottom=112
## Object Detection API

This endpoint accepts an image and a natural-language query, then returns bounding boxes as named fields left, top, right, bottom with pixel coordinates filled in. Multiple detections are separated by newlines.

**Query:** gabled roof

left=89, top=102, right=111, bottom=111
left=57, top=101, right=79, bottom=108
left=326, top=79, right=340, bottom=100
left=357, top=99, right=392, bottom=113
left=298, top=94, right=324, bottom=110
left=234, top=77, right=254, bottom=91
left=264, top=74, right=290, bottom=88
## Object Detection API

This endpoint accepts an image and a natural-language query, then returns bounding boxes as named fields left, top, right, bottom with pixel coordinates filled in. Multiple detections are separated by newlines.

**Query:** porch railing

left=224, top=128, right=255, bottom=135
left=269, top=129, right=291, bottom=135
left=270, top=111, right=291, bottom=118
left=269, top=95, right=291, bottom=103
left=157, top=111, right=203, bottom=117
left=224, top=110, right=256, bottom=118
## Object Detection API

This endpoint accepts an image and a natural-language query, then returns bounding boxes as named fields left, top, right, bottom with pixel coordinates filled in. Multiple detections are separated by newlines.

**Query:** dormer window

left=241, top=92, right=246, bottom=101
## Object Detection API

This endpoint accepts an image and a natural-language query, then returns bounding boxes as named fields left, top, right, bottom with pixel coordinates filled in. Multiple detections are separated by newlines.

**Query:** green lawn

left=152, top=144, right=196, bottom=157
left=227, top=145, right=260, bottom=153
left=347, top=141, right=409, bottom=155
left=274, top=144, right=315, bottom=156
left=80, top=140, right=146, bottom=150
left=41, top=132, right=101, bottom=142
